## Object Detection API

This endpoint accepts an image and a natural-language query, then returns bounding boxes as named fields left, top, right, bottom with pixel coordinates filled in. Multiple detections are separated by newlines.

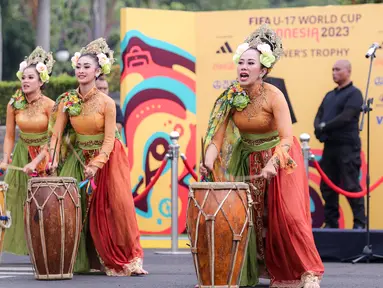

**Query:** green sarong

left=228, top=131, right=280, bottom=287
left=3, top=131, right=48, bottom=255
left=59, top=133, right=104, bottom=273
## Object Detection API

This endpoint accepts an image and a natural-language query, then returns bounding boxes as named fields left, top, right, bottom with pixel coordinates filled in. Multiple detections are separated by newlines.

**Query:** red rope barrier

left=180, top=153, right=198, bottom=181
left=133, top=156, right=169, bottom=204
left=312, top=159, right=383, bottom=198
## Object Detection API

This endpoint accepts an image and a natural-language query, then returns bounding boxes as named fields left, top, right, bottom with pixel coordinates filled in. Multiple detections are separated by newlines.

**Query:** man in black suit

left=314, top=60, right=365, bottom=229
left=264, top=76, right=297, bottom=124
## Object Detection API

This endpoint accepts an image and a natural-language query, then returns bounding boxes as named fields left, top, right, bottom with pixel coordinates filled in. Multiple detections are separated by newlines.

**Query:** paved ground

left=0, top=249, right=382, bottom=287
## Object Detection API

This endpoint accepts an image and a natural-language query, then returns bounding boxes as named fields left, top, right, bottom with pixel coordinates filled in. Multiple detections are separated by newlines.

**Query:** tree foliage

left=1, top=0, right=382, bottom=80
left=1, top=0, right=35, bottom=81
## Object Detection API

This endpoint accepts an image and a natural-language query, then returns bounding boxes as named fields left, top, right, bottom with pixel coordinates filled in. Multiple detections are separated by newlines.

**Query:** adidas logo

left=216, top=42, right=233, bottom=54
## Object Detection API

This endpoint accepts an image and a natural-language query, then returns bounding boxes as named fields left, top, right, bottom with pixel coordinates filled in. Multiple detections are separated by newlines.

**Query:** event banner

left=120, top=9, right=196, bottom=234
left=121, top=3, right=383, bottom=234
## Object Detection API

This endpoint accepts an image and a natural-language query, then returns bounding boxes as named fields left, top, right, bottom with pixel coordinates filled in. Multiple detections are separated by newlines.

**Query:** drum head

left=189, top=182, right=249, bottom=190
left=28, top=177, right=78, bottom=185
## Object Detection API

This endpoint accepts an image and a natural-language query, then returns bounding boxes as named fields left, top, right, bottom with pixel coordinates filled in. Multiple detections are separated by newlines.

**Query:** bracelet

left=270, top=156, right=280, bottom=170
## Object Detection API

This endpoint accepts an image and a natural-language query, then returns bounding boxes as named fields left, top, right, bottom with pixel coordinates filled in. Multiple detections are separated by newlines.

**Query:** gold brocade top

left=51, top=87, right=117, bottom=169
left=211, top=83, right=293, bottom=152
left=14, top=96, right=54, bottom=133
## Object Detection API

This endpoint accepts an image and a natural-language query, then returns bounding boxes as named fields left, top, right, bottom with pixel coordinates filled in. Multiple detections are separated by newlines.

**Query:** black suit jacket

left=264, top=77, right=297, bottom=124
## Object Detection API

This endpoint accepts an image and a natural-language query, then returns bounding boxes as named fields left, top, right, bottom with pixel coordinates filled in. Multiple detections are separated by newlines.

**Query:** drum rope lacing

left=0, top=182, right=12, bottom=264
left=0, top=182, right=11, bottom=230
left=26, top=178, right=81, bottom=278
left=186, top=183, right=254, bottom=287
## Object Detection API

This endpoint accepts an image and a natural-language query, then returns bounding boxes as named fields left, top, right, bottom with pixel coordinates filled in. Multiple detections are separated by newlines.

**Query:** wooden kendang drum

left=187, top=182, right=252, bottom=288
left=0, top=182, right=12, bottom=251
left=24, top=177, right=81, bottom=280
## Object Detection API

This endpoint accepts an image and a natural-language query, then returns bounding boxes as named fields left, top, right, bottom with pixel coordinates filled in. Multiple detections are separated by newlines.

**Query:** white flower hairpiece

left=71, top=52, right=81, bottom=69
left=19, top=61, right=28, bottom=72
left=257, top=43, right=272, bottom=54
left=232, top=42, right=276, bottom=68
left=97, top=53, right=110, bottom=66
left=16, top=61, right=50, bottom=83
left=36, top=62, right=48, bottom=73
left=16, top=46, right=55, bottom=83
left=232, top=43, right=250, bottom=64
left=71, top=51, right=112, bottom=75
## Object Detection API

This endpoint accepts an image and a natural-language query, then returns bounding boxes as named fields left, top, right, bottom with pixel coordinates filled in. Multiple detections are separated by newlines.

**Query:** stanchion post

left=299, top=133, right=310, bottom=177
left=155, top=131, right=190, bottom=255
left=170, top=131, right=180, bottom=253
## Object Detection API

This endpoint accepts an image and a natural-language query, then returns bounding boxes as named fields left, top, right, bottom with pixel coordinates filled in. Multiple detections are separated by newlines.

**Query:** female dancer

left=200, top=24, right=324, bottom=287
left=1, top=47, right=55, bottom=255
left=48, top=38, right=147, bottom=276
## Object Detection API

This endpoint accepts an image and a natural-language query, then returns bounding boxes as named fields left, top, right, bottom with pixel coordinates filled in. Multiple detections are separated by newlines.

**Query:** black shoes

left=322, top=223, right=365, bottom=229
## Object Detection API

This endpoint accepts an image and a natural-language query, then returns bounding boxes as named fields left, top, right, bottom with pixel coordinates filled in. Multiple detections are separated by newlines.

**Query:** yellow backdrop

left=121, top=4, right=383, bottom=235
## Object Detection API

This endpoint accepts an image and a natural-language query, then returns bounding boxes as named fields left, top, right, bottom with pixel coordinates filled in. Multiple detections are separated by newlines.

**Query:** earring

left=96, top=72, right=101, bottom=78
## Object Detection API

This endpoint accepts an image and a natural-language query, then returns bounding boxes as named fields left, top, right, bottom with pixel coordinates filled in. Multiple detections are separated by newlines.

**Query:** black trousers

left=320, top=143, right=366, bottom=228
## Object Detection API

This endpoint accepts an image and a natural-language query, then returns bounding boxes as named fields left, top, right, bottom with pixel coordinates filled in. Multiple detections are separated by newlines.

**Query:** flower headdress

left=233, top=24, right=283, bottom=68
left=16, top=46, right=55, bottom=83
left=71, top=38, right=115, bottom=75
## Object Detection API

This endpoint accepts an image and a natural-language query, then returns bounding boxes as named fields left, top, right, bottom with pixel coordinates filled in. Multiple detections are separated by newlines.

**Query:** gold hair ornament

left=16, top=46, right=55, bottom=83
left=71, top=38, right=115, bottom=75
left=233, top=24, right=284, bottom=68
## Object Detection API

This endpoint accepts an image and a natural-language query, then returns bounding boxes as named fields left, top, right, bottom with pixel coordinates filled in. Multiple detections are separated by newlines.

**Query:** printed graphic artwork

left=120, top=4, right=383, bottom=232
left=120, top=30, right=196, bottom=234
